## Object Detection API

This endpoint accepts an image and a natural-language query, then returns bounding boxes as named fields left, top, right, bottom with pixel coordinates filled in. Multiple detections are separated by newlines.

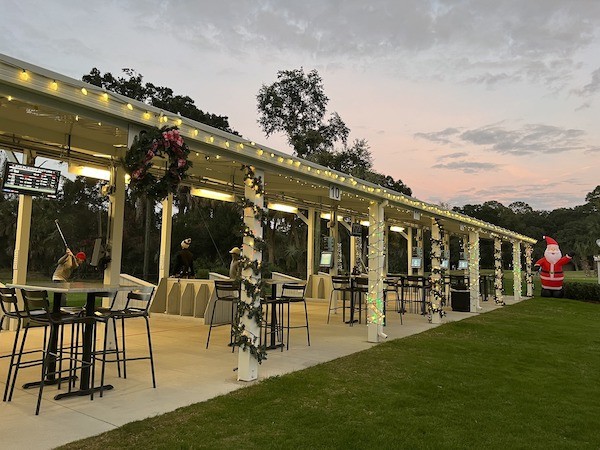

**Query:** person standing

left=172, top=238, right=195, bottom=278
left=229, top=247, right=242, bottom=279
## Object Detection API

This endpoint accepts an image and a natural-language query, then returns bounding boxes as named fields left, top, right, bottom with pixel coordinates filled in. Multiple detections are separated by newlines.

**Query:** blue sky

left=2, top=0, right=599, bottom=210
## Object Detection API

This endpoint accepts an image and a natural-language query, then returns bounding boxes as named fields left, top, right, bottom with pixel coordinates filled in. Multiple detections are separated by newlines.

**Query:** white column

left=429, top=219, right=444, bottom=323
left=103, top=161, right=126, bottom=286
left=306, top=207, right=315, bottom=281
left=12, top=153, right=34, bottom=287
left=525, top=244, right=533, bottom=297
left=330, top=208, right=338, bottom=275
left=237, top=168, right=264, bottom=381
left=350, top=216, right=357, bottom=272
left=407, top=227, right=413, bottom=274
left=416, top=227, right=424, bottom=276
left=494, top=237, right=504, bottom=305
left=367, top=201, right=386, bottom=342
left=512, top=241, right=522, bottom=302
left=159, top=193, right=173, bottom=281
left=468, top=230, right=480, bottom=312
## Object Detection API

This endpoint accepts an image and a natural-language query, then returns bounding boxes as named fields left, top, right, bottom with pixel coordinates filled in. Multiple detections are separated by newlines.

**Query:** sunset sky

left=2, top=0, right=599, bottom=210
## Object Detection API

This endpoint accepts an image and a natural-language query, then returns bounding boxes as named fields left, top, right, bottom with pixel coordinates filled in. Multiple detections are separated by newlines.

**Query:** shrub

left=563, top=281, right=600, bottom=302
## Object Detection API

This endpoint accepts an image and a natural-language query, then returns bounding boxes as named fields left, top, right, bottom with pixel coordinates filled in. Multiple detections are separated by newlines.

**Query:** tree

left=257, top=68, right=349, bottom=158
left=82, top=68, right=237, bottom=134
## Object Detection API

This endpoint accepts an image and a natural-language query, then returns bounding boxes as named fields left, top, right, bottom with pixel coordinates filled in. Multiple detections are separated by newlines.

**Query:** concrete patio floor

left=0, top=296, right=520, bottom=449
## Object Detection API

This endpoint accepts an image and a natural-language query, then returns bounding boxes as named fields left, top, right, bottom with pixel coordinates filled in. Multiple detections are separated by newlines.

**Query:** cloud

left=418, top=122, right=593, bottom=155
left=572, top=67, right=600, bottom=97
left=432, top=161, right=500, bottom=173
left=414, top=128, right=461, bottom=144
left=438, top=152, right=468, bottom=160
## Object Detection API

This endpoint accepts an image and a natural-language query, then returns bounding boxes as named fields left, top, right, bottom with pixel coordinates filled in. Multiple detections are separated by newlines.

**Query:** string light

left=126, top=103, right=134, bottom=110
left=19, top=70, right=29, bottom=81
left=81, top=87, right=88, bottom=95
left=50, top=80, right=58, bottom=91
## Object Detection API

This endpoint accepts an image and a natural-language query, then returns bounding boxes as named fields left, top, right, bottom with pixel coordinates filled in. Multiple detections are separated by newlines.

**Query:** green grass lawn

left=60, top=297, right=600, bottom=449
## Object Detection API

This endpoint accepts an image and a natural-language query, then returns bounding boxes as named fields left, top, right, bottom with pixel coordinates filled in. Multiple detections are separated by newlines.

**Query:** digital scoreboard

left=1, top=162, right=61, bottom=198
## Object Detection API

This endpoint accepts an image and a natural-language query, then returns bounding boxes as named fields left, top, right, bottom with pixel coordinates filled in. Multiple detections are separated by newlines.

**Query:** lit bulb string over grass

left=467, top=231, right=480, bottom=297
left=229, top=164, right=267, bottom=363
left=428, top=218, right=447, bottom=322
left=493, top=236, right=505, bottom=305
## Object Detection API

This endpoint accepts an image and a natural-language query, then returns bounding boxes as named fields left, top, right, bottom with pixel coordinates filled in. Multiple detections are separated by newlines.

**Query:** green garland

left=230, top=164, right=268, bottom=363
left=428, top=219, right=446, bottom=322
left=122, top=126, right=192, bottom=201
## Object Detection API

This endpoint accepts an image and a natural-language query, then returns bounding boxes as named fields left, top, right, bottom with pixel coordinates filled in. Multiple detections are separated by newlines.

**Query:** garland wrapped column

left=468, top=230, right=480, bottom=312
left=494, top=237, right=505, bottom=305
left=236, top=165, right=266, bottom=381
left=367, top=201, right=386, bottom=342
left=525, top=244, right=533, bottom=297
left=512, top=241, right=522, bottom=302
left=428, top=218, right=445, bottom=323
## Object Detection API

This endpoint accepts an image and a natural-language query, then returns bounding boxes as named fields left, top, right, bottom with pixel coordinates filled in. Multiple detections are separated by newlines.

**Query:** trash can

left=451, top=286, right=470, bottom=312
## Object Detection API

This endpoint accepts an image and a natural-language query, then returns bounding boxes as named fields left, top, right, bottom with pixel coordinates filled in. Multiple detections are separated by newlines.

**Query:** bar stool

left=327, top=276, right=352, bottom=323
left=0, top=287, right=48, bottom=402
left=353, top=277, right=369, bottom=324
left=279, top=283, right=309, bottom=350
left=383, top=277, right=402, bottom=325
left=206, top=280, right=240, bottom=350
left=20, top=289, right=96, bottom=415
left=95, top=289, right=156, bottom=397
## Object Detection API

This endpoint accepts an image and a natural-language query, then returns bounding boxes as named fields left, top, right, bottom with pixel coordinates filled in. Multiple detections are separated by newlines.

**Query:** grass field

left=59, top=297, right=600, bottom=449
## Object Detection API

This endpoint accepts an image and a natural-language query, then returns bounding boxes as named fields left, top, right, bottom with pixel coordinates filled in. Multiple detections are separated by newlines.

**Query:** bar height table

left=7, top=282, right=150, bottom=400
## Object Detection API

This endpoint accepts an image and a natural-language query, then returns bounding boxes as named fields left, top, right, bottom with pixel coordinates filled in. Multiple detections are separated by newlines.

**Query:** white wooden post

left=416, top=227, right=424, bottom=276
left=159, top=193, right=173, bottom=282
left=468, top=230, right=480, bottom=312
left=306, top=207, right=315, bottom=281
left=525, top=244, right=533, bottom=297
left=407, top=227, right=413, bottom=275
left=367, top=201, right=386, bottom=343
left=429, top=218, right=443, bottom=323
left=494, top=237, right=504, bottom=305
left=237, top=168, right=264, bottom=381
left=512, top=241, right=522, bottom=302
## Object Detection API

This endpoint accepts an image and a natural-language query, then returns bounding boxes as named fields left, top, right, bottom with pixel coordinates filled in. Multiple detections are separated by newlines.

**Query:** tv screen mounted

left=1, top=162, right=60, bottom=198
left=319, top=251, right=334, bottom=268
left=458, top=260, right=468, bottom=270
left=411, top=257, right=422, bottom=269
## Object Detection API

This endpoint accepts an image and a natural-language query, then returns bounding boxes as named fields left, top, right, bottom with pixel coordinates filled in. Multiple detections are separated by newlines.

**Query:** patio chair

left=94, top=289, right=156, bottom=397
left=383, top=277, right=403, bottom=325
left=206, top=280, right=240, bottom=350
left=278, top=283, right=309, bottom=350
left=19, top=289, right=96, bottom=415
left=0, top=287, right=48, bottom=402
left=327, top=275, right=352, bottom=324
left=353, top=276, right=369, bottom=325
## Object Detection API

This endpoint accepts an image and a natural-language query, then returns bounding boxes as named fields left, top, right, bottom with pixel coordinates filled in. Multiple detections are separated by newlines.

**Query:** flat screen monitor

left=319, top=251, right=334, bottom=268
left=441, top=259, right=449, bottom=269
left=1, top=162, right=60, bottom=198
left=411, top=257, right=422, bottom=269
left=458, top=260, right=468, bottom=270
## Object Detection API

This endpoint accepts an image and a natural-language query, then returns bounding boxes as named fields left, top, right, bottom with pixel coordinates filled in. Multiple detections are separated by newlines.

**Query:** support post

left=237, top=168, right=264, bottom=381
left=524, top=243, right=533, bottom=297
left=494, top=237, right=504, bottom=305
left=429, top=218, right=444, bottom=323
left=468, top=230, right=480, bottom=312
left=512, top=241, right=522, bottom=302
left=306, top=207, right=315, bottom=281
left=159, top=193, right=173, bottom=282
left=367, top=201, right=386, bottom=342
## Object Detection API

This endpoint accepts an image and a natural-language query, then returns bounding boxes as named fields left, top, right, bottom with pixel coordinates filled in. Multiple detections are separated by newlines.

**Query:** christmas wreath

left=122, top=126, right=192, bottom=201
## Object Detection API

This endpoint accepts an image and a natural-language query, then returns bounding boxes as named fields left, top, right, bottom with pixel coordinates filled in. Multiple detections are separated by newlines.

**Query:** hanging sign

left=329, top=185, right=342, bottom=201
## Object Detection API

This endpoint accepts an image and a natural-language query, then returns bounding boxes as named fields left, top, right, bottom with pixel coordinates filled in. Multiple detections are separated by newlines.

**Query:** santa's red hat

left=543, top=236, right=558, bottom=246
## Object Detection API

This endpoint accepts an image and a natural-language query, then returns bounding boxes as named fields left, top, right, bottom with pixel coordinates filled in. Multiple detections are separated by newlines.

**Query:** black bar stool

left=206, top=280, right=240, bottom=350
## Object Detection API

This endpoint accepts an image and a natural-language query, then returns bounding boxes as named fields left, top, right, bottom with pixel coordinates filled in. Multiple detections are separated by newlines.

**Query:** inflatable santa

left=534, top=236, right=573, bottom=298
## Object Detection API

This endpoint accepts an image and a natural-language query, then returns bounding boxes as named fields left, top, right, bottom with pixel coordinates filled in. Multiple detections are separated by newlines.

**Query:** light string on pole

left=524, top=244, right=533, bottom=296
left=230, top=164, right=267, bottom=363
left=428, top=218, right=446, bottom=322
left=365, top=210, right=385, bottom=327
left=493, top=236, right=505, bottom=305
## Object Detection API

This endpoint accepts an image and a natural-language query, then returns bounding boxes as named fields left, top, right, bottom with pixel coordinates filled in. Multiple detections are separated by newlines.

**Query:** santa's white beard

left=545, top=249, right=562, bottom=264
